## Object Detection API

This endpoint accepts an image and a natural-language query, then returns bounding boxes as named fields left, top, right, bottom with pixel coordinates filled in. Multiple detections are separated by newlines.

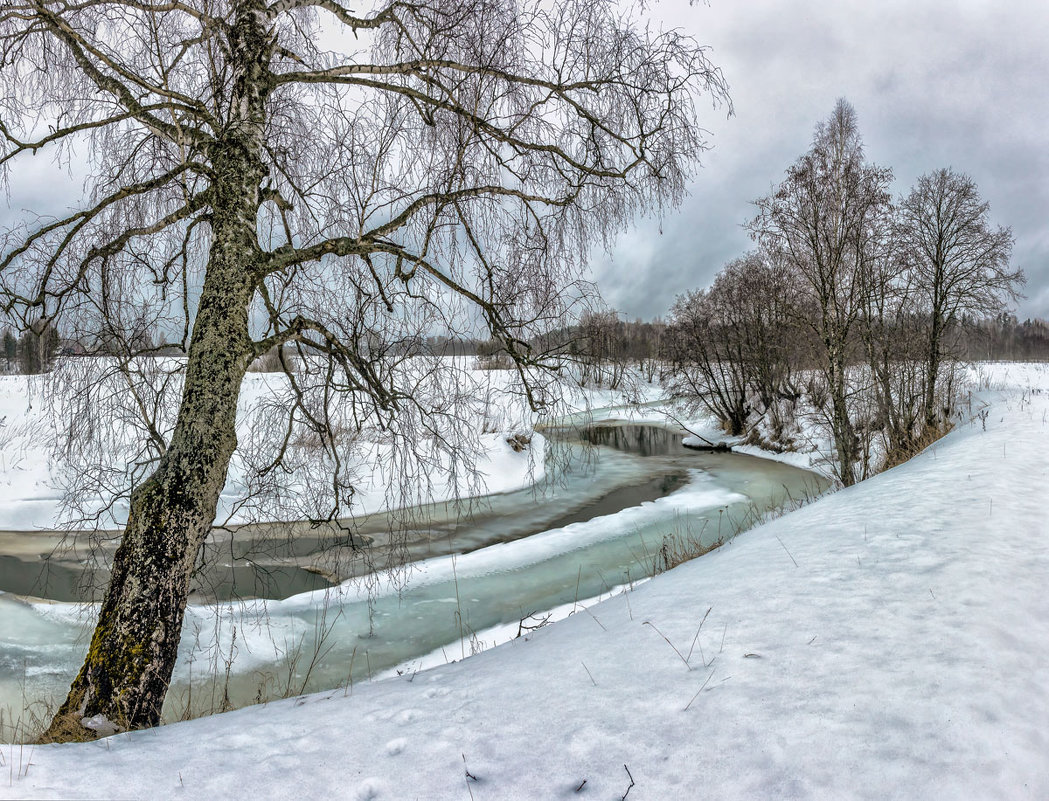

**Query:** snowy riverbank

left=5, top=363, right=1048, bottom=799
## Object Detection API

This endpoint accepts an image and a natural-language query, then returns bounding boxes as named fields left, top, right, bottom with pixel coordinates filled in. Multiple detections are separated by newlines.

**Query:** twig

left=452, top=555, right=465, bottom=660
left=463, top=753, right=478, bottom=801
left=581, top=661, right=597, bottom=686
left=661, top=407, right=719, bottom=447
left=621, top=764, right=635, bottom=800
left=642, top=621, right=691, bottom=670
left=583, top=606, right=607, bottom=632
left=572, top=565, right=583, bottom=613
left=774, top=534, right=799, bottom=567
left=683, top=667, right=717, bottom=711
left=686, top=607, right=712, bottom=665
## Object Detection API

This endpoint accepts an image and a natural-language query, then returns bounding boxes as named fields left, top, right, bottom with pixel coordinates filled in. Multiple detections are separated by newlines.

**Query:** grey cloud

left=596, top=0, right=1049, bottom=320
left=2, top=1, right=1045, bottom=324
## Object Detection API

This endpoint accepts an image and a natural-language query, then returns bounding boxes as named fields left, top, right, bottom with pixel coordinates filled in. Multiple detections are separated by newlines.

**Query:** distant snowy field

left=3, top=362, right=1047, bottom=799
left=0, top=359, right=568, bottom=531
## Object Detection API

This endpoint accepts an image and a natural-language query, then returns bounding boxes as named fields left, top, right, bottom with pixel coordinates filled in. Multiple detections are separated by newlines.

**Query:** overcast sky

left=4, top=1, right=1045, bottom=328
left=593, top=0, right=1049, bottom=321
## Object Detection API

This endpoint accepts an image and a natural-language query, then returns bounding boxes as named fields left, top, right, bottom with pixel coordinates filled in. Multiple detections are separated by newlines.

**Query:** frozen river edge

left=4, top=363, right=1049, bottom=800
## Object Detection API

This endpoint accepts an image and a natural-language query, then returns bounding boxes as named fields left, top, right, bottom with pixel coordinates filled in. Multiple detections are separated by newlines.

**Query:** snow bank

left=5, top=362, right=1049, bottom=799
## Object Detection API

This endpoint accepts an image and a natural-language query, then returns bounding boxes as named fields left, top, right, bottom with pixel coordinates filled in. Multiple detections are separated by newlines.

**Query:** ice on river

left=3, top=363, right=1048, bottom=800
left=0, top=467, right=747, bottom=728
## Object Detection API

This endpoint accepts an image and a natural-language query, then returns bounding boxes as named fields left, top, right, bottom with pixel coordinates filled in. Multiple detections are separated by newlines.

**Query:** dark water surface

left=0, top=424, right=822, bottom=604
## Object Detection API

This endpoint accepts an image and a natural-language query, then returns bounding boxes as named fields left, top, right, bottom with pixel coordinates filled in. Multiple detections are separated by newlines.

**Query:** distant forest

left=529, top=310, right=1049, bottom=376
left=2, top=310, right=1048, bottom=375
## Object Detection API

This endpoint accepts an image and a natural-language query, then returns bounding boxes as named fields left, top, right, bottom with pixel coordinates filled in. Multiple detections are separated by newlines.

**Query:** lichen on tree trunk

left=40, top=266, right=254, bottom=741
left=38, top=0, right=274, bottom=743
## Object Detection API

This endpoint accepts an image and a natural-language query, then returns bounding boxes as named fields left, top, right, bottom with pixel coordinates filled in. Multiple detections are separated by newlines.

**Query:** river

left=0, top=421, right=828, bottom=739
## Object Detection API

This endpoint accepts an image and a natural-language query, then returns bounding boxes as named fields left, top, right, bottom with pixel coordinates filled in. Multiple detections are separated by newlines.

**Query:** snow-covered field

left=3, top=362, right=1047, bottom=799
left=0, top=360, right=555, bottom=531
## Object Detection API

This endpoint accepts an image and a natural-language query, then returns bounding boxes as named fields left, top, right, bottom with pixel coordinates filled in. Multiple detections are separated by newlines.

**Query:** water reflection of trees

left=582, top=425, right=678, bottom=458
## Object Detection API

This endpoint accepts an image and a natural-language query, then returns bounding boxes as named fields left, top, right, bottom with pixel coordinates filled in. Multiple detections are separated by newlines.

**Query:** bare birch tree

left=663, top=249, right=800, bottom=438
left=665, top=281, right=751, bottom=436
left=750, top=99, right=891, bottom=486
left=0, top=0, right=728, bottom=740
left=858, top=224, right=927, bottom=463
left=574, top=308, right=625, bottom=389
left=897, top=168, right=1021, bottom=430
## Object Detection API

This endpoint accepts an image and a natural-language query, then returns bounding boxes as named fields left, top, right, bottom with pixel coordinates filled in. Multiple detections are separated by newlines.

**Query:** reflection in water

left=0, top=554, right=336, bottom=603
left=577, top=423, right=688, bottom=457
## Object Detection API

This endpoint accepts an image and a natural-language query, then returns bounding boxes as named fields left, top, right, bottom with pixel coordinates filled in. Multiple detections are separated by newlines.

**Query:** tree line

left=960, top=314, right=1049, bottom=361
left=0, top=320, right=62, bottom=374
left=662, top=99, right=1023, bottom=485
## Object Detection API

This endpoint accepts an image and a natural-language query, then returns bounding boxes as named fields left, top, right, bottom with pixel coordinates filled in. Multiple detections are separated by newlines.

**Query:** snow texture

left=4, top=362, right=1049, bottom=799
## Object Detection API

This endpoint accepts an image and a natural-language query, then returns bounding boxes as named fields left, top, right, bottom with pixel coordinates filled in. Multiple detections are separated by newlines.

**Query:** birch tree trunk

left=40, top=1, right=269, bottom=741
left=40, top=274, right=252, bottom=739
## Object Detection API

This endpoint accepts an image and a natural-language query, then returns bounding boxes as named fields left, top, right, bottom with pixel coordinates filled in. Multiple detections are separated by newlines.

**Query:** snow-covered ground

left=4, top=362, right=1047, bottom=799
left=0, top=358, right=671, bottom=535
left=0, top=360, right=553, bottom=531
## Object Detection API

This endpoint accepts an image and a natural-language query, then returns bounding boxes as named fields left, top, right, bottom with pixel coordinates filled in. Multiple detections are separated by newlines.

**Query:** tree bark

left=40, top=0, right=271, bottom=742
left=827, top=350, right=857, bottom=487
left=924, top=313, right=944, bottom=431
left=40, top=274, right=252, bottom=740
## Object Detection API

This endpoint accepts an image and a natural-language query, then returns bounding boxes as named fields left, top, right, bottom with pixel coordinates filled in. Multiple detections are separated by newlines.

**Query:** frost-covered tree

left=897, top=168, right=1020, bottom=429
left=0, top=0, right=728, bottom=740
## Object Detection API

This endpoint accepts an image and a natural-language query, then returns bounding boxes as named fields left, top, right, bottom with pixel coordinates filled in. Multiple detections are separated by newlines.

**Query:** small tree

left=665, top=283, right=751, bottom=435
left=474, top=338, right=513, bottom=371
left=750, top=99, right=892, bottom=485
left=663, top=249, right=801, bottom=438
left=574, top=309, right=626, bottom=389
left=2, top=328, right=15, bottom=371
left=726, top=249, right=805, bottom=418
left=858, top=232, right=926, bottom=462
left=18, top=319, right=60, bottom=374
left=897, top=168, right=1021, bottom=429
